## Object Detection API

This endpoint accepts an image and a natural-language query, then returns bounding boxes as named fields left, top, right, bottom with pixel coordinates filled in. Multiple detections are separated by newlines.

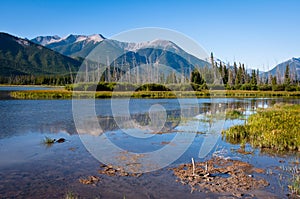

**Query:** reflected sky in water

left=0, top=87, right=299, bottom=198
left=1, top=97, right=297, bottom=139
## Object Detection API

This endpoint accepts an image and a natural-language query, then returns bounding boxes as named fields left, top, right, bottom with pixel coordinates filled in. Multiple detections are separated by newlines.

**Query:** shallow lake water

left=0, top=87, right=299, bottom=198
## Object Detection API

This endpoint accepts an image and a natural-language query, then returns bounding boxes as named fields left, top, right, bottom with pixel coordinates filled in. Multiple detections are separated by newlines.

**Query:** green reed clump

left=223, top=104, right=300, bottom=151
left=65, top=191, right=78, bottom=199
left=43, top=136, right=55, bottom=145
left=10, top=90, right=73, bottom=99
left=281, top=160, right=300, bottom=197
left=289, top=175, right=300, bottom=196
left=225, top=109, right=244, bottom=119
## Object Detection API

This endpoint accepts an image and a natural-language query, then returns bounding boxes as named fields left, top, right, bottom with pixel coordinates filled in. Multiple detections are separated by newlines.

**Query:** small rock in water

left=98, top=164, right=143, bottom=177
left=79, top=175, right=100, bottom=185
left=56, top=138, right=66, bottom=143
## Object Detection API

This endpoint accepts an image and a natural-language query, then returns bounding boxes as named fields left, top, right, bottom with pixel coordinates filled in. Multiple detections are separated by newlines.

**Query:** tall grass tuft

left=43, top=136, right=55, bottom=145
left=65, top=191, right=78, bottom=199
left=222, top=104, right=300, bottom=151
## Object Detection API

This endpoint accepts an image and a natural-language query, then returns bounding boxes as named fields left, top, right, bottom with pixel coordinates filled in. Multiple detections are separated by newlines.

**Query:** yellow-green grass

left=289, top=175, right=300, bottom=196
left=225, top=109, right=244, bottom=119
left=222, top=104, right=300, bottom=151
left=42, top=136, right=55, bottom=145
left=9, top=90, right=300, bottom=99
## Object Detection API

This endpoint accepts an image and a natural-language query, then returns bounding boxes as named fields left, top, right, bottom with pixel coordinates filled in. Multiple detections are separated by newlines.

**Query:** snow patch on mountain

left=71, top=34, right=104, bottom=44
left=125, top=39, right=180, bottom=52
left=32, top=35, right=61, bottom=46
left=74, top=36, right=87, bottom=43
left=31, top=34, right=105, bottom=46
left=16, top=38, right=30, bottom=46
left=87, top=34, right=104, bottom=43
left=48, top=37, right=61, bottom=44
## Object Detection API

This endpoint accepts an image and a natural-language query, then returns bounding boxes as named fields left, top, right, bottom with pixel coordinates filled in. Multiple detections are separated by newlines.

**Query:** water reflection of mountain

left=1, top=98, right=299, bottom=139
left=79, top=109, right=188, bottom=136
left=97, top=110, right=182, bottom=133
left=76, top=98, right=300, bottom=136
left=0, top=120, right=77, bottom=139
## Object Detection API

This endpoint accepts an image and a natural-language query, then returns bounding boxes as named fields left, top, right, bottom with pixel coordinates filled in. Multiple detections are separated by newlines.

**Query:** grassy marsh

left=9, top=89, right=300, bottom=99
left=222, top=103, right=300, bottom=151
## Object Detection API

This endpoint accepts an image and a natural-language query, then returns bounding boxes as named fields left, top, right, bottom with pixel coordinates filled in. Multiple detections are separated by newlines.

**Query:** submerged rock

left=98, top=164, right=142, bottom=177
left=79, top=175, right=100, bottom=185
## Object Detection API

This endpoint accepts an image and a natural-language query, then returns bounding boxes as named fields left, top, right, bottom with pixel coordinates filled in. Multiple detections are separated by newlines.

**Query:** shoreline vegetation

left=222, top=103, right=300, bottom=151
left=221, top=103, right=300, bottom=195
left=0, top=84, right=63, bottom=87
left=9, top=89, right=300, bottom=99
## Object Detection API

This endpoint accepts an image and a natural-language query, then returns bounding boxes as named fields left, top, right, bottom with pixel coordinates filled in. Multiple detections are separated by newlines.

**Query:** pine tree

left=219, top=62, right=223, bottom=78
left=271, top=75, right=277, bottom=85
left=284, top=64, right=291, bottom=85
left=210, top=52, right=218, bottom=83
left=210, top=52, right=215, bottom=68
left=223, top=64, right=228, bottom=85
left=191, top=69, right=204, bottom=85
left=251, top=70, right=257, bottom=85
left=241, top=64, right=246, bottom=84
left=228, top=69, right=234, bottom=87
left=232, top=62, right=236, bottom=82
left=235, top=65, right=242, bottom=87
left=256, top=69, right=260, bottom=85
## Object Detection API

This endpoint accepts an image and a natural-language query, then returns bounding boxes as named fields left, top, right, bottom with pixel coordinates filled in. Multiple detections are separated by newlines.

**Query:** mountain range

left=31, top=34, right=208, bottom=70
left=262, top=57, right=300, bottom=81
left=0, top=32, right=299, bottom=81
left=0, top=32, right=81, bottom=77
left=30, top=34, right=300, bottom=80
left=32, top=34, right=106, bottom=58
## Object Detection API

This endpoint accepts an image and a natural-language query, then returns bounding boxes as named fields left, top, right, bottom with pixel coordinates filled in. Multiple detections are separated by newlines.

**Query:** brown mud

left=172, top=157, right=269, bottom=197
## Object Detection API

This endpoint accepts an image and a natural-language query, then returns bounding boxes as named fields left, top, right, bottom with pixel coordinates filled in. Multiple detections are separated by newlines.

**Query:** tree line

left=1, top=52, right=299, bottom=91
left=0, top=74, right=75, bottom=86
left=191, top=53, right=300, bottom=91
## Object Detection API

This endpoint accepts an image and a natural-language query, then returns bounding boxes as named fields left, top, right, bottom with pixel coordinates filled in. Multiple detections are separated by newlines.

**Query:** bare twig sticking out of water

left=191, top=157, right=208, bottom=176
left=191, top=158, right=195, bottom=176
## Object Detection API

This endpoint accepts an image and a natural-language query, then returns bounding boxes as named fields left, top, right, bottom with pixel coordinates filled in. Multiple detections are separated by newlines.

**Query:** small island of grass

left=222, top=103, right=300, bottom=151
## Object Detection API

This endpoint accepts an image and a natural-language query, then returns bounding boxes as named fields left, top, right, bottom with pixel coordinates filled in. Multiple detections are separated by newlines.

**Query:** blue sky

left=1, top=0, right=299, bottom=70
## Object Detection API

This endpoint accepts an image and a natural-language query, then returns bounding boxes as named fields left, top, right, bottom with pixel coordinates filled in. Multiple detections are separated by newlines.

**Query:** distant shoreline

left=0, top=84, right=64, bottom=88
left=8, top=90, right=300, bottom=99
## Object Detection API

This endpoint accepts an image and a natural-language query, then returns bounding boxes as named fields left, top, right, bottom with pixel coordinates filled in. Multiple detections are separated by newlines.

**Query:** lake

left=0, top=86, right=299, bottom=198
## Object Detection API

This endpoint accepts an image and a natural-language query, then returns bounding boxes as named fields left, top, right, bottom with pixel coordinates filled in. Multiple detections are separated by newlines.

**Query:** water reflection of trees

left=78, top=98, right=299, bottom=136
left=224, top=98, right=280, bottom=112
left=96, top=110, right=183, bottom=134
left=77, top=107, right=201, bottom=136
left=1, top=98, right=299, bottom=139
